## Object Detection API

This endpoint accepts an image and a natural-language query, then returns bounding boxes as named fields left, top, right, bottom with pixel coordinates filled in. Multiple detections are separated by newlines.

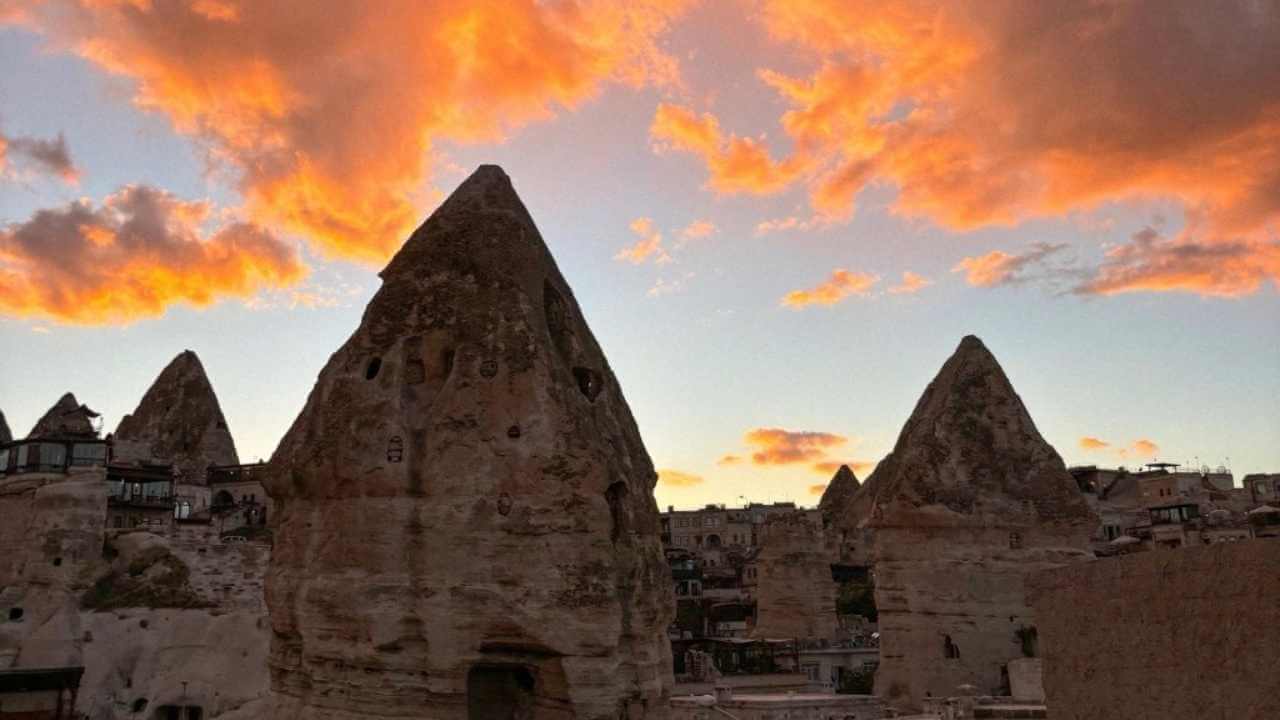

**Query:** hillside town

left=1, top=168, right=1277, bottom=720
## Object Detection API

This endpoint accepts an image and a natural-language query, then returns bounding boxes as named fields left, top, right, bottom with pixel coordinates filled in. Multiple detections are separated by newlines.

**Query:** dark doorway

left=467, top=665, right=535, bottom=720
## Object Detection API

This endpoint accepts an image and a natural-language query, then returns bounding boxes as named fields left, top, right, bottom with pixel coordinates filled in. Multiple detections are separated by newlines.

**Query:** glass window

left=16, top=444, right=29, bottom=469
left=38, top=443, right=67, bottom=469
left=71, top=443, right=107, bottom=466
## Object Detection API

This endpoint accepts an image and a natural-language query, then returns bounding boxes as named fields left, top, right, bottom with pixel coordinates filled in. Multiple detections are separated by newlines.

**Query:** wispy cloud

left=953, top=243, right=1068, bottom=288
left=782, top=269, right=879, bottom=308
left=615, top=217, right=672, bottom=265
left=0, top=129, right=79, bottom=183
left=888, top=271, right=933, bottom=295
left=658, top=469, right=705, bottom=487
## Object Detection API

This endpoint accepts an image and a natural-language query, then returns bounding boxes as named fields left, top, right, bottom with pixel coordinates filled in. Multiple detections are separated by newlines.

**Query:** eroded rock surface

left=265, top=165, right=673, bottom=719
left=114, top=350, right=239, bottom=483
left=850, top=336, right=1095, bottom=709
left=818, top=465, right=859, bottom=524
left=28, top=392, right=99, bottom=439
left=752, top=511, right=838, bottom=640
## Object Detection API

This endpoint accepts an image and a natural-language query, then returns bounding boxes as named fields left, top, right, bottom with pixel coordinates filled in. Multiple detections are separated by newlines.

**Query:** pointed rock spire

left=0, top=409, right=10, bottom=444
left=28, top=392, right=99, bottom=439
left=860, top=335, right=1093, bottom=525
left=855, top=336, right=1095, bottom=710
left=265, top=165, right=671, bottom=718
left=819, top=463, right=860, bottom=520
left=114, top=350, right=239, bottom=483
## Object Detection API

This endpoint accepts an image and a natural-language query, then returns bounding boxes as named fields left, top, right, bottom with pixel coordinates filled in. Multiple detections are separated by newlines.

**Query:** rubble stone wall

left=1028, top=540, right=1280, bottom=720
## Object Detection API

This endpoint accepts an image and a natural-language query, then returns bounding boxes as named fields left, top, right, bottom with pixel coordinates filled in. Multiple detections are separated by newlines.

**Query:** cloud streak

left=743, top=427, right=848, bottom=466
left=0, top=129, right=79, bottom=182
left=953, top=243, right=1067, bottom=287
left=782, top=269, right=879, bottom=308
left=0, top=185, right=305, bottom=324
left=658, top=469, right=705, bottom=487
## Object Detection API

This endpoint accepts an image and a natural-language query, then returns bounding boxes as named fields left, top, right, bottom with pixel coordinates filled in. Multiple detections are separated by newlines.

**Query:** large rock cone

left=850, top=336, right=1095, bottom=709
left=114, top=350, right=239, bottom=483
left=818, top=464, right=859, bottom=524
left=27, top=393, right=98, bottom=439
left=264, top=166, right=673, bottom=719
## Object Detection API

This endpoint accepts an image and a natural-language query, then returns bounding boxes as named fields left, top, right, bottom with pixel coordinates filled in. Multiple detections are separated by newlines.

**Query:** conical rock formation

left=0, top=410, right=11, bottom=444
left=264, top=166, right=673, bottom=719
left=114, top=350, right=239, bottom=483
left=819, top=464, right=859, bottom=522
left=850, top=336, right=1095, bottom=709
left=28, top=393, right=98, bottom=439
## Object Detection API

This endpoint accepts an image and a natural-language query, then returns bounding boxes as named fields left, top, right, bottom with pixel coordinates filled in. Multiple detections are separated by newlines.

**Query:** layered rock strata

left=850, top=336, right=1095, bottom=709
left=114, top=350, right=240, bottom=484
left=264, top=165, right=673, bottom=719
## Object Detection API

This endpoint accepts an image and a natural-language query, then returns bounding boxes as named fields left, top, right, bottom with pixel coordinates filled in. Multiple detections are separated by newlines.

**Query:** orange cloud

left=615, top=216, right=671, bottom=265
left=808, top=484, right=827, bottom=496
left=717, top=454, right=743, bottom=466
left=650, top=102, right=807, bottom=194
left=1131, top=439, right=1159, bottom=457
left=782, top=269, right=879, bottom=308
left=744, top=427, right=847, bottom=466
left=1079, top=437, right=1111, bottom=451
left=1076, top=227, right=1280, bottom=297
left=0, top=185, right=305, bottom=324
left=12, top=0, right=692, bottom=264
left=811, top=460, right=873, bottom=476
left=888, top=271, right=932, bottom=295
left=658, top=469, right=705, bottom=487
left=657, top=1, right=1280, bottom=296
left=0, top=129, right=79, bottom=182
left=953, top=243, right=1067, bottom=287
left=680, top=219, right=716, bottom=240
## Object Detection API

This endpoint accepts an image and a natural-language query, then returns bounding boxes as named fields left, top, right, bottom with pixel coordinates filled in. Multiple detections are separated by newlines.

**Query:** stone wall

left=753, top=512, right=838, bottom=640
left=1028, top=540, right=1280, bottom=720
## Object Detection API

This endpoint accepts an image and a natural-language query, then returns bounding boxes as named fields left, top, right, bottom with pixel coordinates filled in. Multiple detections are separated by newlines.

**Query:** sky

left=1, top=0, right=1277, bottom=510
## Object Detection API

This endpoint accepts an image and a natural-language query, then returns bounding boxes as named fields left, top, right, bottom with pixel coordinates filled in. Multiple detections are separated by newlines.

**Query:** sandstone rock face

left=114, top=350, right=240, bottom=483
left=851, top=336, right=1095, bottom=709
left=28, top=392, right=99, bottom=438
left=1029, top=540, right=1280, bottom=720
left=265, top=165, right=673, bottom=719
left=0, top=409, right=11, bottom=444
left=751, top=512, right=838, bottom=640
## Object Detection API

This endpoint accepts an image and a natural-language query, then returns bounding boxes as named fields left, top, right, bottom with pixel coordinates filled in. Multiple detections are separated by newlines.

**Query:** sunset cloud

left=615, top=216, right=671, bottom=265
left=1076, top=227, right=1280, bottom=298
left=658, top=469, right=705, bottom=487
left=0, top=129, right=79, bottom=182
left=650, top=102, right=807, bottom=194
left=1079, top=436, right=1161, bottom=460
left=953, top=243, right=1067, bottom=288
left=717, top=454, right=743, bottom=466
left=744, top=427, right=848, bottom=466
left=782, top=269, right=879, bottom=308
left=680, top=219, right=716, bottom=241
left=888, top=271, right=932, bottom=295
left=0, top=185, right=304, bottom=324
left=10, top=0, right=692, bottom=264
left=653, top=1, right=1280, bottom=297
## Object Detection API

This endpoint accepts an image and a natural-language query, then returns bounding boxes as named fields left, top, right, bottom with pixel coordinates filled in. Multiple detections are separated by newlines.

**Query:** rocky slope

left=752, top=512, right=838, bottom=641
left=113, top=350, right=239, bottom=483
left=848, top=336, right=1095, bottom=709
left=264, top=165, right=674, bottom=719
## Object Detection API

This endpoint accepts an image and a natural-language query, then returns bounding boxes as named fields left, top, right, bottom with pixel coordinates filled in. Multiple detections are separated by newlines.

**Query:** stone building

left=264, top=165, right=673, bottom=719
left=1029, top=539, right=1279, bottom=720
left=843, top=336, right=1095, bottom=710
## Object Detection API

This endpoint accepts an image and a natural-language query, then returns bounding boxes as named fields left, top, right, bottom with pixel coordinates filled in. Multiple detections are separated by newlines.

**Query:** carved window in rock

left=943, top=635, right=961, bottom=659
left=467, top=665, right=535, bottom=720
left=1008, top=531, right=1022, bottom=549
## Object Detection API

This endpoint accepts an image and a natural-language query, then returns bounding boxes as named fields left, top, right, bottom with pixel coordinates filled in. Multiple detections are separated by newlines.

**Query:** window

left=37, top=443, right=67, bottom=469
left=71, top=443, right=107, bottom=466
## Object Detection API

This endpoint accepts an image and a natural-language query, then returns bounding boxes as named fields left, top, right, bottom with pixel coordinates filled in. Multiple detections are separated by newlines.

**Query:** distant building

left=1244, top=473, right=1280, bottom=505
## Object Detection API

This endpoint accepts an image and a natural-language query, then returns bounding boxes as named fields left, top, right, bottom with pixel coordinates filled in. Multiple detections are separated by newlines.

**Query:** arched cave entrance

left=467, top=665, right=535, bottom=720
